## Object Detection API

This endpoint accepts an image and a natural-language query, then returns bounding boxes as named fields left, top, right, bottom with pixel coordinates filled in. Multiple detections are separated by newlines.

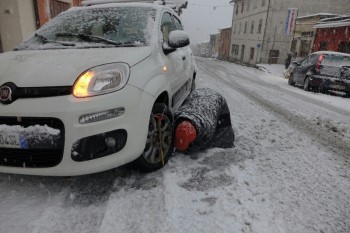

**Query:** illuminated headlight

left=79, top=108, right=125, bottom=124
left=73, top=63, right=130, bottom=98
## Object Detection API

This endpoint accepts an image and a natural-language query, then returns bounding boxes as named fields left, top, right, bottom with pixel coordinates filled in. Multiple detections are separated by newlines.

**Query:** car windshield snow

left=16, top=6, right=156, bottom=50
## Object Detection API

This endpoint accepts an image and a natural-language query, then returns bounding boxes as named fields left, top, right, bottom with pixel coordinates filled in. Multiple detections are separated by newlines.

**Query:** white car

left=0, top=1, right=196, bottom=176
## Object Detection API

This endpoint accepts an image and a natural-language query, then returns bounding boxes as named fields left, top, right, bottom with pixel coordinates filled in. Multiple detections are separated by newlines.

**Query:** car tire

left=303, top=77, right=310, bottom=91
left=288, top=73, right=295, bottom=86
left=191, top=78, right=196, bottom=92
left=133, top=103, right=174, bottom=172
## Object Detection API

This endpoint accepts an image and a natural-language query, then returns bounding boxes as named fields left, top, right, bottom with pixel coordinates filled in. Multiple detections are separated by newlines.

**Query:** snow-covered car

left=288, top=51, right=350, bottom=95
left=0, top=1, right=196, bottom=176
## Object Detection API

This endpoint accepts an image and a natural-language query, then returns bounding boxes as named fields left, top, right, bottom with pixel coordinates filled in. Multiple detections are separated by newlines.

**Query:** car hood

left=0, top=47, right=151, bottom=87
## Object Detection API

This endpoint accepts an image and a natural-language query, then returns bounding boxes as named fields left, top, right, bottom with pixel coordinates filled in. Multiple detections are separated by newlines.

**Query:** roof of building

left=314, top=15, right=350, bottom=28
left=297, top=13, right=339, bottom=20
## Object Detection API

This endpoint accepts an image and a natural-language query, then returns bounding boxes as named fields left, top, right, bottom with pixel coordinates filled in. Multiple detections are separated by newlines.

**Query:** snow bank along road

left=0, top=57, right=349, bottom=233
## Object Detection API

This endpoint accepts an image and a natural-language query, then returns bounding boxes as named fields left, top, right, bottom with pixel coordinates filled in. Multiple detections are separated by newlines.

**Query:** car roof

left=313, top=51, right=350, bottom=57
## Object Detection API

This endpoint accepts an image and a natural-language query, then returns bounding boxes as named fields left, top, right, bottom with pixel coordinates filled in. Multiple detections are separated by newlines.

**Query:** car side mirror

left=168, top=30, right=190, bottom=48
left=292, top=61, right=300, bottom=66
left=163, top=30, right=190, bottom=55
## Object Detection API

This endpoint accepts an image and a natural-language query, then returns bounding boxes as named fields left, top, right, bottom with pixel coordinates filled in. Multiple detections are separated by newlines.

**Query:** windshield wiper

left=55, top=32, right=122, bottom=46
left=35, top=33, right=75, bottom=46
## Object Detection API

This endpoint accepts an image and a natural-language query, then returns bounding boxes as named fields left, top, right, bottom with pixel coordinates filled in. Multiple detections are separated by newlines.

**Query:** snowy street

left=1, top=57, right=349, bottom=233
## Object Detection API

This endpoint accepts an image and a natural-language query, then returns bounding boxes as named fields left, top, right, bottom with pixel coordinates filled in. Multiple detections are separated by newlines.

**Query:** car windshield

left=321, top=54, right=350, bottom=67
left=16, top=6, right=156, bottom=50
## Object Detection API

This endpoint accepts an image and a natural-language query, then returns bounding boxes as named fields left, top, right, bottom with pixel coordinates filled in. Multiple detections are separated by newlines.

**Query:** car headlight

left=73, top=63, right=130, bottom=98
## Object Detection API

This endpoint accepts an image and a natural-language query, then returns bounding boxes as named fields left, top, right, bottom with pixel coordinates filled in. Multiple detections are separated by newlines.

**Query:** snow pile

left=0, top=124, right=61, bottom=149
left=257, top=64, right=285, bottom=78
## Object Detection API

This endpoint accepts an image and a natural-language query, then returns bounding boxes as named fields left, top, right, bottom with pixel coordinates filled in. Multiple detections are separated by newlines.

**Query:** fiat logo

left=0, top=86, right=12, bottom=103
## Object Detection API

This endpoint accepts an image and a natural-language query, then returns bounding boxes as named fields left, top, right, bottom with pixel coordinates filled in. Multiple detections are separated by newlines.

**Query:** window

left=161, top=13, right=176, bottom=43
left=254, top=0, right=257, bottom=9
left=339, top=42, right=350, bottom=54
left=233, top=24, right=236, bottom=34
left=241, top=1, right=244, bottom=13
left=320, top=41, right=328, bottom=51
left=244, top=22, right=247, bottom=34
left=258, top=19, right=262, bottom=33
left=247, top=0, right=250, bottom=11
left=239, top=22, right=242, bottom=34
left=250, top=47, right=255, bottom=60
left=231, top=44, right=239, bottom=55
left=236, top=3, right=239, bottom=15
left=262, top=0, right=266, bottom=7
left=173, top=16, right=183, bottom=30
left=250, top=21, right=254, bottom=34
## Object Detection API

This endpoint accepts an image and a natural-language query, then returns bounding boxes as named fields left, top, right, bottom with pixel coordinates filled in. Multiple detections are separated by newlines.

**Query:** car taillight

left=315, top=54, right=324, bottom=73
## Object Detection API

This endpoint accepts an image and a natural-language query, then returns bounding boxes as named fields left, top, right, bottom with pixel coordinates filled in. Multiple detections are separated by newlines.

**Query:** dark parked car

left=288, top=51, right=350, bottom=96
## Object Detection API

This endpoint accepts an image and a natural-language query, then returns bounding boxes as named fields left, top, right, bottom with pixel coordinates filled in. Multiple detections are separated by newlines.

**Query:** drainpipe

left=262, top=0, right=271, bottom=63
left=32, top=0, right=40, bottom=29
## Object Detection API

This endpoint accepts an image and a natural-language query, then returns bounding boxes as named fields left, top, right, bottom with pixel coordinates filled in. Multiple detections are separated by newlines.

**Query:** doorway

left=240, top=45, right=245, bottom=63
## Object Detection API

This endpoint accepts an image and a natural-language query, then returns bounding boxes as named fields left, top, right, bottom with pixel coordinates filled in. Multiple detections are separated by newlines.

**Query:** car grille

left=0, top=117, right=65, bottom=168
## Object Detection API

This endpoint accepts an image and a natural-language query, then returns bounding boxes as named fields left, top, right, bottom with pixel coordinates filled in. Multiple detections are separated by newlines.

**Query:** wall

left=218, top=28, right=231, bottom=60
left=0, top=0, right=36, bottom=51
left=314, top=26, right=350, bottom=52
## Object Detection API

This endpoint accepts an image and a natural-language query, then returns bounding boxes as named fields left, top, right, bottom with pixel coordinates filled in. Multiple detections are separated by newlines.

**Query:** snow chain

left=155, top=114, right=165, bottom=166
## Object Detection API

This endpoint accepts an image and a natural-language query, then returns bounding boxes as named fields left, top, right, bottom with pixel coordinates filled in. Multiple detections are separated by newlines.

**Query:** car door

left=294, top=54, right=318, bottom=85
left=160, top=12, right=187, bottom=110
left=172, top=15, right=192, bottom=91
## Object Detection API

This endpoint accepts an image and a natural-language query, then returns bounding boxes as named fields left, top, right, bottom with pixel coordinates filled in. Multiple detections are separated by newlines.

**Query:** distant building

left=293, top=13, right=339, bottom=58
left=0, top=0, right=82, bottom=52
left=313, top=15, right=350, bottom=54
left=209, top=33, right=220, bottom=57
left=229, top=0, right=350, bottom=65
left=218, top=27, right=231, bottom=61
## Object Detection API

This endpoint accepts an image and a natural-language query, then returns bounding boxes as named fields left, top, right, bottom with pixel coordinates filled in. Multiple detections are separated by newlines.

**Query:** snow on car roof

left=81, top=0, right=187, bottom=12
left=313, top=51, right=350, bottom=57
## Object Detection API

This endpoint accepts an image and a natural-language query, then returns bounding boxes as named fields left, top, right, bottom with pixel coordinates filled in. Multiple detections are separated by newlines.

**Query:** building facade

left=229, top=0, right=350, bottom=65
left=0, top=0, right=82, bottom=52
left=292, top=13, right=338, bottom=58
left=313, top=15, right=350, bottom=53
left=218, top=27, right=231, bottom=60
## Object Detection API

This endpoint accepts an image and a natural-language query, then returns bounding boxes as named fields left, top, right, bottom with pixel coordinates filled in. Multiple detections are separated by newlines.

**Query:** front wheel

left=133, top=103, right=174, bottom=172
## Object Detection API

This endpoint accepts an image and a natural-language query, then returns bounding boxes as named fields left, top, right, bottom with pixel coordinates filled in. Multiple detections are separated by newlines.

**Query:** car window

left=17, top=7, right=156, bottom=50
left=173, top=16, right=183, bottom=30
left=300, top=56, right=311, bottom=66
left=161, top=12, right=177, bottom=43
left=321, top=54, right=350, bottom=67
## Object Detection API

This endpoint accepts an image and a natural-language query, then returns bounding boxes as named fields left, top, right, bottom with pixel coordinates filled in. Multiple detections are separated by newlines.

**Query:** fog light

left=79, top=108, right=125, bottom=124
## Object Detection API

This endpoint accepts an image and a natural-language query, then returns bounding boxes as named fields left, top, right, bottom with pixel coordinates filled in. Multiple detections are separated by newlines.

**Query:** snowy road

left=1, top=58, right=349, bottom=233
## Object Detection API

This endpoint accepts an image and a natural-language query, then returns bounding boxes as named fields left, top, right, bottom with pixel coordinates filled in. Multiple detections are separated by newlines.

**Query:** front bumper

left=0, top=85, right=154, bottom=176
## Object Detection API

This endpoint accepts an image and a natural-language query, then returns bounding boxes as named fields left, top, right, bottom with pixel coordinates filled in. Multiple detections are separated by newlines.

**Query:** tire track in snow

left=196, top=59, right=350, bottom=162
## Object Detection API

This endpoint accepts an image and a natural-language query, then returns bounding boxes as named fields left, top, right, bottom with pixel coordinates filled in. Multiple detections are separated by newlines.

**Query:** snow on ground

left=0, top=57, right=349, bottom=233
left=257, top=63, right=286, bottom=78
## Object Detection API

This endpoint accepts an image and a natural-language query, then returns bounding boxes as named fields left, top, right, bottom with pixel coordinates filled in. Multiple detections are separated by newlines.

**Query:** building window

left=236, top=3, right=239, bottom=15
left=320, top=41, right=328, bottom=50
left=250, top=47, right=255, bottom=60
left=247, top=0, right=250, bottom=11
left=250, top=21, right=255, bottom=34
left=233, top=24, right=236, bottom=34
left=232, top=44, right=239, bottom=55
left=239, top=22, right=242, bottom=34
left=262, top=0, right=266, bottom=7
left=241, top=1, right=244, bottom=13
left=244, top=22, right=247, bottom=34
left=339, top=42, right=350, bottom=53
left=254, top=0, right=257, bottom=9
left=258, top=19, right=262, bottom=33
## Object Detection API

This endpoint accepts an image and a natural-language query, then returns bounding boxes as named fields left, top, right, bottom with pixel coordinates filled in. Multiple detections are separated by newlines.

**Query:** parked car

left=288, top=51, right=350, bottom=96
left=0, top=1, right=196, bottom=176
